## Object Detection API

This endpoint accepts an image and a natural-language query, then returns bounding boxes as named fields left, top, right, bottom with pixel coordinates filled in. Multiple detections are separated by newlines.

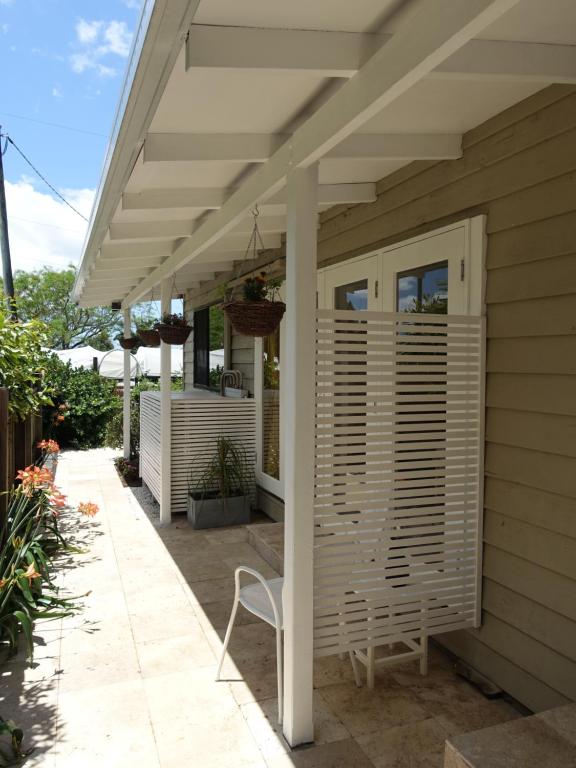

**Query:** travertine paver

left=1, top=449, right=523, bottom=767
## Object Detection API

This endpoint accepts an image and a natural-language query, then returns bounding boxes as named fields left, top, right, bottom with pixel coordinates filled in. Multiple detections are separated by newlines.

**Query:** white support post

left=122, top=308, right=131, bottom=460
left=282, top=163, right=318, bottom=747
left=160, top=278, right=172, bottom=524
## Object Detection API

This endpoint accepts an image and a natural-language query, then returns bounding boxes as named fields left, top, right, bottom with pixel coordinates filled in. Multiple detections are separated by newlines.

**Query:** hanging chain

left=242, top=205, right=266, bottom=263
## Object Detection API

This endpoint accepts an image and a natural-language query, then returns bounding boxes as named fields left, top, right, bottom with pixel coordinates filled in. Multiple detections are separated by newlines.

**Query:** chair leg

left=216, top=596, right=240, bottom=681
left=367, top=646, right=375, bottom=689
left=276, top=626, right=283, bottom=725
left=349, top=650, right=362, bottom=688
left=419, top=635, right=429, bottom=677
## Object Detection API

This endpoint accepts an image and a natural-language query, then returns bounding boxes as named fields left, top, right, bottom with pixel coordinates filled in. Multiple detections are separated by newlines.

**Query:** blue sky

left=0, top=0, right=142, bottom=271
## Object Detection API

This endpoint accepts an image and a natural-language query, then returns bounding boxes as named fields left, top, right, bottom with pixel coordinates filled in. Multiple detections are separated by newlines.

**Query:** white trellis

left=313, top=309, right=485, bottom=660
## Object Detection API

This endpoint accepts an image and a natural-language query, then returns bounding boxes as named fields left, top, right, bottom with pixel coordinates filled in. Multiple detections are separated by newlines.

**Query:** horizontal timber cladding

left=313, top=309, right=484, bottom=658
left=185, top=86, right=576, bottom=709
left=231, top=332, right=255, bottom=396
left=139, top=392, right=256, bottom=515
left=316, top=85, right=576, bottom=709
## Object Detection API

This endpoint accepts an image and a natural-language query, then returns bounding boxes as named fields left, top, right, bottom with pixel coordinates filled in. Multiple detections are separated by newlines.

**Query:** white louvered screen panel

left=140, top=393, right=256, bottom=514
left=314, top=309, right=485, bottom=657
left=170, top=398, right=256, bottom=514
left=140, top=392, right=161, bottom=502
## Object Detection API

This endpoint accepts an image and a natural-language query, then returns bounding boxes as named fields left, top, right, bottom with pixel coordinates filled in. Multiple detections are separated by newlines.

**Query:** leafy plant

left=188, top=436, right=250, bottom=502
left=0, top=307, right=52, bottom=421
left=41, top=356, right=118, bottom=449
left=241, top=272, right=282, bottom=303
left=0, top=716, right=32, bottom=765
left=157, top=313, right=188, bottom=327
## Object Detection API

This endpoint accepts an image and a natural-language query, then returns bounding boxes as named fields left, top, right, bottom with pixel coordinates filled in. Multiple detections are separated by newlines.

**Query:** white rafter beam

left=434, top=39, right=576, bottom=83
left=185, top=24, right=576, bottom=84
left=109, top=220, right=196, bottom=240
left=143, top=132, right=462, bottom=163
left=186, top=24, right=386, bottom=77
left=123, top=0, right=520, bottom=308
left=100, top=241, right=174, bottom=259
left=122, top=183, right=376, bottom=211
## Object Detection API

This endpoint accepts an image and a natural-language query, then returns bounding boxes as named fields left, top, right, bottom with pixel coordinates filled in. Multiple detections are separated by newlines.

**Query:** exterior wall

left=187, top=85, right=576, bottom=711
left=231, top=331, right=255, bottom=396
left=182, top=293, right=194, bottom=389
left=316, top=84, right=576, bottom=713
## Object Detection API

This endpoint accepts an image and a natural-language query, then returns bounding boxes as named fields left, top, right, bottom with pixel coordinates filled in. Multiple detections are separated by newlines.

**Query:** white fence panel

left=313, top=309, right=484, bottom=657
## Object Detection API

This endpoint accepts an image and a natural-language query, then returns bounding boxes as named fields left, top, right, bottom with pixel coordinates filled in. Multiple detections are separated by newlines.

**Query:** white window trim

left=254, top=292, right=285, bottom=499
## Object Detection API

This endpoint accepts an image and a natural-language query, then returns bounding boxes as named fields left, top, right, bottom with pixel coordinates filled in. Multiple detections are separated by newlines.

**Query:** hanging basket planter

left=137, top=328, right=161, bottom=347
left=223, top=300, right=285, bottom=338
left=156, top=322, right=192, bottom=345
left=118, top=337, right=139, bottom=350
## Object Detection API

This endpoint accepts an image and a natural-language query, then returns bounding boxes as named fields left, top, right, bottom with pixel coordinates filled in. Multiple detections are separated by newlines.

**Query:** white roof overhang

left=73, top=0, right=576, bottom=308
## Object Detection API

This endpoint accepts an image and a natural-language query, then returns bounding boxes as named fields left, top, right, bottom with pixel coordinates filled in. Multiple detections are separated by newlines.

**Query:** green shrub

left=42, top=356, right=118, bottom=450
left=0, top=305, right=52, bottom=420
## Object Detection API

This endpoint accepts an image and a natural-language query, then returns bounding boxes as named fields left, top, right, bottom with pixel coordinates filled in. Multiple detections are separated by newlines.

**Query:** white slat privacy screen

left=313, top=309, right=485, bottom=657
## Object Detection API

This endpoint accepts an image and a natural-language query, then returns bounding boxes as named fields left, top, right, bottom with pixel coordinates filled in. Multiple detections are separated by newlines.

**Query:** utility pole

left=0, top=129, right=16, bottom=320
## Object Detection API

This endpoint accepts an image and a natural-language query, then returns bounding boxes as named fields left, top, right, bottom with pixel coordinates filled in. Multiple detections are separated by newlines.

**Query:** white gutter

left=72, top=0, right=201, bottom=303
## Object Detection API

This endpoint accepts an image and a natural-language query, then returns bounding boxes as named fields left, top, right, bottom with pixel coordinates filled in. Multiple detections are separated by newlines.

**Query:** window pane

left=397, top=261, right=448, bottom=314
left=262, top=327, right=280, bottom=480
left=334, top=279, right=369, bottom=311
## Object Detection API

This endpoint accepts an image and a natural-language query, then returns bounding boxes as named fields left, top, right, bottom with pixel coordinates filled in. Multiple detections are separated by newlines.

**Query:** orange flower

left=16, top=465, right=53, bottom=494
left=78, top=501, right=99, bottom=517
left=21, top=563, right=41, bottom=586
left=48, top=487, right=67, bottom=509
left=38, top=439, right=60, bottom=454
left=56, top=414, right=65, bottom=423
left=0, top=578, right=8, bottom=589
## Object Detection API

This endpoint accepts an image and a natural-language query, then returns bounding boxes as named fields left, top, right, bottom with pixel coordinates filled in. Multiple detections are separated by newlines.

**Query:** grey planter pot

left=187, top=493, right=250, bottom=529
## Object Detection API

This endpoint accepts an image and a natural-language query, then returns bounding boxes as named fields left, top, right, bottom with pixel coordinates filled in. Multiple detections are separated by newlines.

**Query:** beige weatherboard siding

left=189, top=84, right=576, bottom=713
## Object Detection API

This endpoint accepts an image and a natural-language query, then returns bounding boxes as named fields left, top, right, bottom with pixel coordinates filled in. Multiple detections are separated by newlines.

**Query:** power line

left=1, top=133, right=89, bottom=222
left=0, top=111, right=107, bottom=138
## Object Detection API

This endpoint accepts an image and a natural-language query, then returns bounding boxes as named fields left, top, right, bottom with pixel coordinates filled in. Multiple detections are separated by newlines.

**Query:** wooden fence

left=0, top=388, right=43, bottom=519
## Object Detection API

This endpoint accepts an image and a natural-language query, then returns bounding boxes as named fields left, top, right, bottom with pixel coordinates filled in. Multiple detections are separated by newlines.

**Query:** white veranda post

left=160, top=278, right=172, bottom=524
left=122, top=307, right=131, bottom=460
left=282, top=163, right=318, bottom=747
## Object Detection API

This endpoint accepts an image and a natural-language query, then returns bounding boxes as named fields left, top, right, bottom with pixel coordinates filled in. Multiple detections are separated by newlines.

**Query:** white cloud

left=4, top=177, right=95, bottom=272
left=0, top=0, right=14, bottom=7
left=71, top=18, right=132, bottom=77
left=122, top=0, right=142, bottom=9
left=52, top=85, right=63, bottom=99
left=76, top=19, right=101, bottom=44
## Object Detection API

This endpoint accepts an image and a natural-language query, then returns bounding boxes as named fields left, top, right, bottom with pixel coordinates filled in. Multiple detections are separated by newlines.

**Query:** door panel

left=320, top=256, right=378, bottom=311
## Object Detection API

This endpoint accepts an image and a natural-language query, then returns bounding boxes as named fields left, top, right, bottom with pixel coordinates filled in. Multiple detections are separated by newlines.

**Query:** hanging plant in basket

left=117, top=335, right=139, bottom=350
left=223, top=273, right=285, bottom=337
left=136, top=327, right=160, bottom=347
left=222, top=206, right=285, bottom=338
left=155, top=313, right=192, bottom=345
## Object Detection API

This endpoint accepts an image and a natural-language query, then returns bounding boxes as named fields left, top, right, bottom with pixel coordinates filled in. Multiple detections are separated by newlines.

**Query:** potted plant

left=135, top=318, right=160, bottom=347
left=116, top=334, right=139, bottom=350
left=223, top=272, right=285, bottom=337
left=155, top=313, right=192, bottom=345
left=187, top=436, right=251, bottom=529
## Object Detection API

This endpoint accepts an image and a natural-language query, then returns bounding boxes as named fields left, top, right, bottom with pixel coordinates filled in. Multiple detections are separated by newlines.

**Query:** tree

left=0, top=266, right=121, bottom=351
left=209, top=304, right=225, bottom=350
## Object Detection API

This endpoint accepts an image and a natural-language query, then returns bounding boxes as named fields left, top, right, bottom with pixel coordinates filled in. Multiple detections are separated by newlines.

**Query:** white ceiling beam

left=109, top=220, right=195, bottom=240
left=143, top=132, right=462, bottom=163
left=97, top=257, right=164, bottom=269
left=123, top=188, right=228, bottom=210
left=186, top=24, right=385, bottom=77
left=123, top=0, right=520, bottom=308
left=90, top=267, right=154, bottom=279
left=122, top=183, right=376, bottom=211
left=185, top=24, right=576, bottom=85
left=100, top=241, right=174, bottom=259
left=434, top=39, right=576, bottom=83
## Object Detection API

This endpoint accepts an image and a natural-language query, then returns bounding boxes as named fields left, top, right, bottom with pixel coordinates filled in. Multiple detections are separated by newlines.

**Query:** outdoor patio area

left=1, top=449, right=523, bottom=767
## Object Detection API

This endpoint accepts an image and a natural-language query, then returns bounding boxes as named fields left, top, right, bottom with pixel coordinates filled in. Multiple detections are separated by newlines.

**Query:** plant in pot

left=155, top=313, right=192, bottom=345
left=187, top=435, right=251, bottom=529
left=223, top=272, right=285, bottom=337
left=116, top=333, right=139, bottom=350
left=135, top=317, right=160, bottom=347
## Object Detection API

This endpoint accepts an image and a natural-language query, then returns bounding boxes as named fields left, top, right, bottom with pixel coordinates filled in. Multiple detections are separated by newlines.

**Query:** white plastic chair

left=216, top=567, right=285, bottom=723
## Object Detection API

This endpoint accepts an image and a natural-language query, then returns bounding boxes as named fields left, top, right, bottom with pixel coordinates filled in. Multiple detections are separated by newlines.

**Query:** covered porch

left=72, top=0, right=576, bottom=751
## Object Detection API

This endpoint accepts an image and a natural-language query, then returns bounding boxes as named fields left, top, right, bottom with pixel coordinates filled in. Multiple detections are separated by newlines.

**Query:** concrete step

left=444, top=704, right=576, bottom=768
left=247, top=522, right=284, bottom=575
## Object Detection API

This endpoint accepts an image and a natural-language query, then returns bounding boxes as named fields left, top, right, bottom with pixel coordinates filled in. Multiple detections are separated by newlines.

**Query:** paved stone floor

left=1, top=449, right=523, bottom=767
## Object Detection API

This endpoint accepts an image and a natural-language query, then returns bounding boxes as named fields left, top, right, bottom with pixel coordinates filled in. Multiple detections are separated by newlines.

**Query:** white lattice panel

left=313, top=309, right=484, bottom=657
left=140, top=392, right=256, bottom=515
